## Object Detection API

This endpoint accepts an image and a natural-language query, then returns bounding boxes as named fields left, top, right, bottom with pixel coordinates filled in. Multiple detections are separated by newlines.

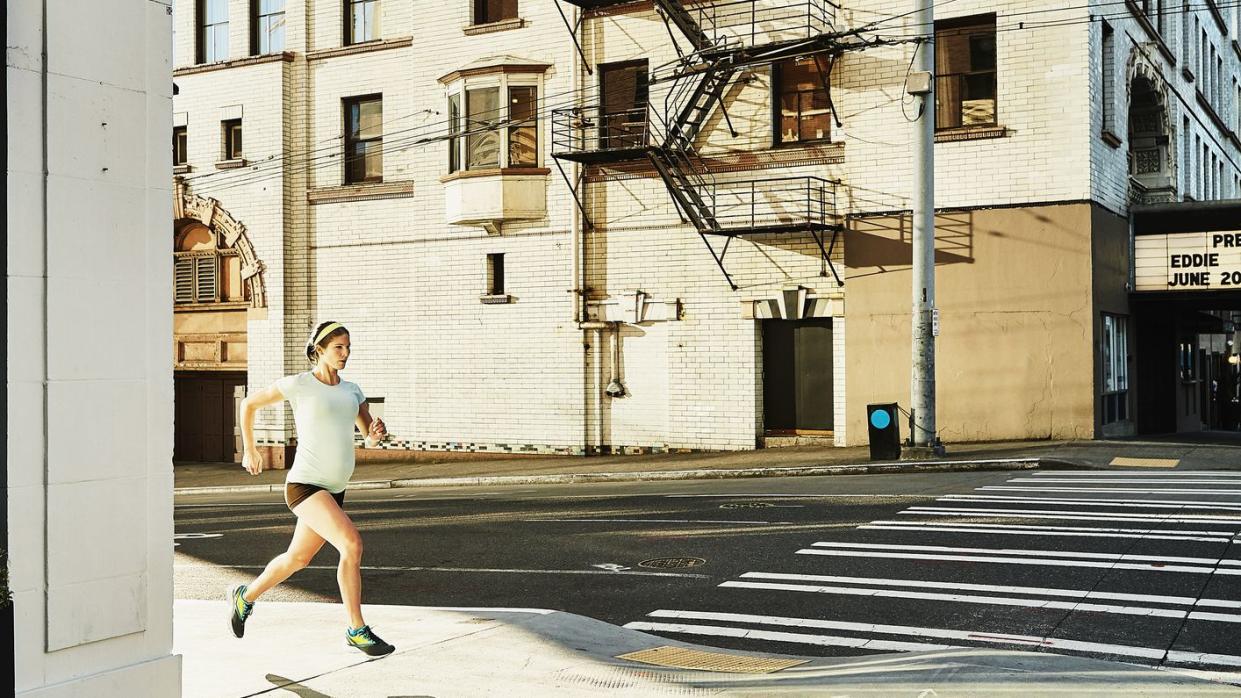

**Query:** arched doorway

left=1127, top=67, right=1175, bottom=204
left=172, top=182, right=267, bottom=463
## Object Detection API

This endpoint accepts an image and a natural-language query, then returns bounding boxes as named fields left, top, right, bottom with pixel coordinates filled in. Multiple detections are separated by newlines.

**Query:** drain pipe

left=605, top=322, right=627, bottom=398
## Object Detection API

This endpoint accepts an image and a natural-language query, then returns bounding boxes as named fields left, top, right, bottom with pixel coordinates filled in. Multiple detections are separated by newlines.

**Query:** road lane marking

left=623, top=622, right=959, bottom=653
left=861, top=523, right=1231, bottom=543
left=173, top=563, right=711, bottom=578
left=1029, top=471, right=1241, bottom=477
left=979, top=486, right=1241, bottom=495
left=1108, top=457, right=1181, bottom=467
left=637, top=610, right=1170, bottom=660
left=808, top=541, right=1239, bottom=566
left=519, top=518, right=780, bottom=524
left=719, top=580, right=1190, bottom=619
left=942, top=494, right=1241, bottom=511
left=902, top=506, right=1241, bottom=524
left=794, top=548, right=1235, bottom=574
left=736, top=572, right=1202, bottom=605
left=1166, top=650, right=1241, bottom=667
left=1017, top=474, right=1231, bottom=481
left=870, top=520, right=1234, bottom=536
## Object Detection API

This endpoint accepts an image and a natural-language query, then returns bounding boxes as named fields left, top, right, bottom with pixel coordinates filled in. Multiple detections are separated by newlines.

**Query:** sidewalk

left=173, top=437, right=1241, bottom=495
left=174, top=599, right=1241, bottom=696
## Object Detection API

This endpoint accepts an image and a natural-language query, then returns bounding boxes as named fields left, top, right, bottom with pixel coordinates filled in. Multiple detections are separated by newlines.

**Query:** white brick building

left=169, top=0, right=1241, bottom=461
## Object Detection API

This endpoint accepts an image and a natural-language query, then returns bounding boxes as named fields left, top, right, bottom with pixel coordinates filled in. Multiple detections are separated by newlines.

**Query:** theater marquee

left=1134, top=231, right=1241, bottom=291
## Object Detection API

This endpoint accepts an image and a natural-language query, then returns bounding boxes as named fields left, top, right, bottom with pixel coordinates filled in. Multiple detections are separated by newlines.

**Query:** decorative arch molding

left=1124, top=50, right=1178, bottom=203
left=173, top=178, right=268, bottom=308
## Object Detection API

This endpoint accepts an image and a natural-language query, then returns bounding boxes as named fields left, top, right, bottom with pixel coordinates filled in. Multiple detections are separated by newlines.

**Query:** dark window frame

left=251, top=0, right=286, bottom=55
left=474, top=0, right=518, bottom=25
left=771, top=55, right=833, bottom=147
left=222, top=119, right=243, bottom=160
left=174, top=126, right=188, bottom=166
left=344, top=0, right=381, bottom=45
left=487, top=253, right=505, bottom=295
left=197, top=0, right=230, bottom=63
left=934, top=14, right=998, bottom=132
left=343, top=94, right=384, bottom=184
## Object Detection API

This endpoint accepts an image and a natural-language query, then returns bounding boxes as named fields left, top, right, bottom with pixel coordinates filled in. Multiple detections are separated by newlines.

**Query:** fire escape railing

left=553, top=0, right=853, bottom=289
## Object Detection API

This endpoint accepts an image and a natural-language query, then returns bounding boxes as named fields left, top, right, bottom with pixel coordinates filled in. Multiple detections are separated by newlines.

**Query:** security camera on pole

left=905, top=0, right=945, bottom=458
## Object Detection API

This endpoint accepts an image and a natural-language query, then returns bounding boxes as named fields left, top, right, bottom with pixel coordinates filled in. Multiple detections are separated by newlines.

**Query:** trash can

left=866, top=403, right=901, bottom=460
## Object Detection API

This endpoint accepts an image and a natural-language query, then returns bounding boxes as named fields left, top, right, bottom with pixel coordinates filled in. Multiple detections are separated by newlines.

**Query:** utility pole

left=908, top=0, right=939, bottom=452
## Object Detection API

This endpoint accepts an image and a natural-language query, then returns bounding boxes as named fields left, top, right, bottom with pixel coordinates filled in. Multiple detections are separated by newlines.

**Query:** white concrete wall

left=7, top=0, right=181, bottom=695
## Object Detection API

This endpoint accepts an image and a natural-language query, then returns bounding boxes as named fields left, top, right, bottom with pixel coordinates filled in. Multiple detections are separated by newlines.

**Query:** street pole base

left=900, top=443, right=947, bottom=460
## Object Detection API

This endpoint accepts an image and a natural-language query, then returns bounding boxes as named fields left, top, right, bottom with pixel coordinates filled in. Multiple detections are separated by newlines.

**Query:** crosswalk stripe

left=795, top=547, right=1238, bottom=574
left=719, top=580, right=1191, bottom=619
left=808, top=540, right=1240, bottom=566
left=622, top=621, right=959, bottom=653
left=736, top=572, right=1202, bottom=605
left=869, top=520, right=1233, bottom=536
left=861, top=523, right=1231, bottom=543
left=942, top=494, right=1241, bottom=511
left=1011, top=478, right=1235, bottom=484
left=640, top=610, right=1171, bottom=660
left=979, top=486, right=1241, bottom=495
left=1028, top=471, right=1241, bottom=477
left=903, top=506, right=1241, bottom=524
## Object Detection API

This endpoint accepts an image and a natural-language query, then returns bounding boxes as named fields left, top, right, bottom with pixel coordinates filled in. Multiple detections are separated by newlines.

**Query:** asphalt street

left=174, top=469, right=1241, bottom=679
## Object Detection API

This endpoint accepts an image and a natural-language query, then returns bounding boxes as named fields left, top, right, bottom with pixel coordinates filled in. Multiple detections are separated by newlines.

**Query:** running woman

left=227, top=320, right=395, bottom=657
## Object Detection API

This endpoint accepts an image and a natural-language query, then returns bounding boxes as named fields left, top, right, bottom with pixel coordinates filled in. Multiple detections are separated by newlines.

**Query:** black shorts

left=285, top=482, right=345, bottom=512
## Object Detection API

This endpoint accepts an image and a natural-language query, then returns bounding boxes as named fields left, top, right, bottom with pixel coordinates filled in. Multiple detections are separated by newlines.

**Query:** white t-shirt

left=275, top=372, right=367, bottom=493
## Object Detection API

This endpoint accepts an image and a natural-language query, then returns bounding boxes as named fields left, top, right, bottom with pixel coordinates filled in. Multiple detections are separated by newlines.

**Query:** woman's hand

left=242, top=449, right=265, bottom=475
left=367, top=417, right=387, bottom=444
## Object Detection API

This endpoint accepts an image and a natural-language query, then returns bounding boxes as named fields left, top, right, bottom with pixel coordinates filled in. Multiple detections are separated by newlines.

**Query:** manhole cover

left=719, top=502, right=773, bottom=509
left=639, top=557, right=706, bottom=569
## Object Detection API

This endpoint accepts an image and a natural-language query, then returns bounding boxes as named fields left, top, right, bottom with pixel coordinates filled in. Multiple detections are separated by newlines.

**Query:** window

left=1101, top=314, right=1129, bottom=425
left=1101, top=21, right=1115, bottom=134
left=598, top=60, right=649, bottom=151
left=198, top=0, right=229, bottom=63
left=773, top=56, right=831, bottom=145
left=1136, top=0, right=1165, bottom=36
left=474, top=0, right=517, bottom=24
left=508, top=86, right=537, bottom=167
left=346, top=0, right=380, bottom=45
left=467, top=88, right=501, bottom=169
left=222, top=119, right=243, bottom=160
left=446, top=68, right=542, bottom=173
left=934, top=15, right=997, bottom=130
left=174, top=126, right=188, bottom=167
left=174, top=254, right=218, bottom=303
left=344, top=95, right=383, bottom=183
left=486, top=253, right=505, bottom=295
left=253, top=0, right=286, bottom=54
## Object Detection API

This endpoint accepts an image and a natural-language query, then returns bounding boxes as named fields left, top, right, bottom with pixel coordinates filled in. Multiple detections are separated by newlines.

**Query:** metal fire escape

left=553, top=0, right=874, bottom=289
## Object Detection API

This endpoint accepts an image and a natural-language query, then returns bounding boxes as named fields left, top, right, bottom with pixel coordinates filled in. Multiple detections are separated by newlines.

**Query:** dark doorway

left=598, top=60, right=649, bottom=151
left=763, top=319, right=834, bottom=432
left=174, top=371, right=247, bottom=463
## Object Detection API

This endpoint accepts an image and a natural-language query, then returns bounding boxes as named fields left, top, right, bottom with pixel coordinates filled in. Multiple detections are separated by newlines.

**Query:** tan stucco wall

left=843, top=203, right=1098, bottom=445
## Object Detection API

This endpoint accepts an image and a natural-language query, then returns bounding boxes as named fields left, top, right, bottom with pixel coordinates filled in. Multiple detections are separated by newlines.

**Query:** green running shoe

left=227, top=584, right=254, bottom=638
left=346, top=625, right=395, bottom=657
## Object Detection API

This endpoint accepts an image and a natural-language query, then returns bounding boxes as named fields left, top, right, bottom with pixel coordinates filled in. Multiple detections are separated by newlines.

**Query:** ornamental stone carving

left=174, top=178, right=267, bottom=308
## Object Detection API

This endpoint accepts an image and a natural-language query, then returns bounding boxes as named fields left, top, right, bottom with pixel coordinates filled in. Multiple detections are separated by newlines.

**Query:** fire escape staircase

left=553, top=0, right=851, bottom=290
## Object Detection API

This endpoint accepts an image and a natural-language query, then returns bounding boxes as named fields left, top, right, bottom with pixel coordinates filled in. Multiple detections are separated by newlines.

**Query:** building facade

left=8, top=2, right=181, bottom=695
left=170, top=0, right=1241, bottom=461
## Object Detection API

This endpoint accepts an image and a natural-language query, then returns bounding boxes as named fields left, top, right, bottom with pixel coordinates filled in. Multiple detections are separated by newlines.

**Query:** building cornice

left=173, top=52, right=294, bottom=77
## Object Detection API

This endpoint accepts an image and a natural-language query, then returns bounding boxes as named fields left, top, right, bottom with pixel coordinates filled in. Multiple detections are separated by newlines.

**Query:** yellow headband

left=312, top=322, right=345, bottom=346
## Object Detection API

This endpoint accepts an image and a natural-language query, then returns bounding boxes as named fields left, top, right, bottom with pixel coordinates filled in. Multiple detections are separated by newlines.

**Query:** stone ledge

left=214, top=158, right=247, bottom=170
left=463, top=18, right=526, bottom=35
left=307, top=180, right=414, bottom=204
left=934, top=125, right=1008, bottom=143
left=307, top=37, right=412, bottom=62
left=173, top=52, right=293, bottom=76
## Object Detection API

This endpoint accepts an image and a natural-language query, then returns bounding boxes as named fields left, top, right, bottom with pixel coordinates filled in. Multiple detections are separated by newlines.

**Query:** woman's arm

left=239, top=384, right=285, bottom=473
left=356, top=402, right=387, bottom=448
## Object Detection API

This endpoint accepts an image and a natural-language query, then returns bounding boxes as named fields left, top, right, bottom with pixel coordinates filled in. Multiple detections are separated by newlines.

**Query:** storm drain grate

left=616, top=646, right=808, bottom=674
left=639, top=557, right=706, bottom=569
left=719, top=502, right=773, bottom=509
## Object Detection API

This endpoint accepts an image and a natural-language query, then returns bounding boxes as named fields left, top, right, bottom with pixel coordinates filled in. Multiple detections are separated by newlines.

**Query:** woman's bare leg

left=289, top=491, right=366, bottom=629
left=243, top=516, right=326, bottom=602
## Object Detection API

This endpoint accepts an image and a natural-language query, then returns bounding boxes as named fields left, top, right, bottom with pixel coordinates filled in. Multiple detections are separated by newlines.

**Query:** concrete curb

left=173, top=456, right=1080, bottom=496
